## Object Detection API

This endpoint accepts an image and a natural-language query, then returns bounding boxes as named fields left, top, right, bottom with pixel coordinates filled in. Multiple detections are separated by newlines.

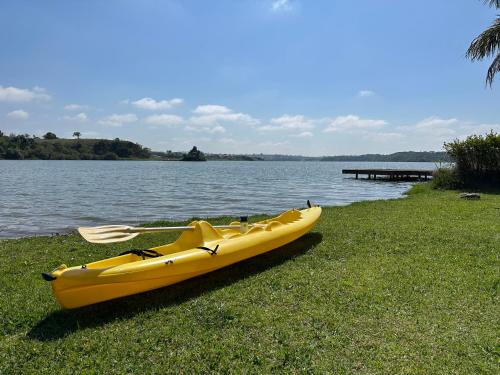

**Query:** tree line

left=0, top=131, right=151, bottom=160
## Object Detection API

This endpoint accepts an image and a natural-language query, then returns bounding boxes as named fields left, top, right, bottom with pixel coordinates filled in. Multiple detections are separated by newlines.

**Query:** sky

left=0, top=0, right=499, bottom=156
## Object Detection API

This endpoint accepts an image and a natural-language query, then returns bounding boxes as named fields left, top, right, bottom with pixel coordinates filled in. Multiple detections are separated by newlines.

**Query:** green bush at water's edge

left=433, top=131, right=500, bottom=189
left=432, top=168, right=462, bottom=189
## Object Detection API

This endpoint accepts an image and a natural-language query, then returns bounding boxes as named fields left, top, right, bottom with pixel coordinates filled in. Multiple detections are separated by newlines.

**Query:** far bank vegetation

left=0, top=132, right=151, bottom=160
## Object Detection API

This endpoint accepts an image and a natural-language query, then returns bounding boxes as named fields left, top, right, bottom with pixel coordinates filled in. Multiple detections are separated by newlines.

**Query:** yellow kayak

left=43, top=205, right=321, bottom=309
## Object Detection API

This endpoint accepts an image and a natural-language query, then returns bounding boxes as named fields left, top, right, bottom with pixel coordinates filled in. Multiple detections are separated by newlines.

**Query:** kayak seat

left=174, top=221, right=224, bottom=251
left=265, top=221, right=283, bottom=231
left=246, top=226, right=264, bottom=234
left=276, top=209, right=301, bottom=223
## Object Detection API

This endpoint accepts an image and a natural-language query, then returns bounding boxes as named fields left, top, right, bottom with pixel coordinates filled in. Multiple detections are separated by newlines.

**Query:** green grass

left=1, top=184, right=499, bottom=374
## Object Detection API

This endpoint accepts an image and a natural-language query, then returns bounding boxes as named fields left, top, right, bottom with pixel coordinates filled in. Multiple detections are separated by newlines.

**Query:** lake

left=0, top=160, right=435, bottom=238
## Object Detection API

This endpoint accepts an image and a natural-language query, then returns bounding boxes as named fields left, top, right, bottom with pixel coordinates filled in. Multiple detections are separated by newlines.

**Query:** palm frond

left=483, top=0, right=500, bottom=8
left=466, top=17, right=500, bottom=60
left=486, top=53, right=500, bottom=85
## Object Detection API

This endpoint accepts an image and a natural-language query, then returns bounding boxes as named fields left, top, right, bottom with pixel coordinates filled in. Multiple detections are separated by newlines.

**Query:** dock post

left=356, top=173, right=358, bottom=179
left=374, top=174, right=376, bottom=180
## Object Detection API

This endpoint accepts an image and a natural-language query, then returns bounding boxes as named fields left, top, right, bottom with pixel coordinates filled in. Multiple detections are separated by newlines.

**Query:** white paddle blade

left=78, top=225, right=132, bottom=234
left=79, top=231, right=140, bottom=244
left=78, top=226, right=138, bottom=243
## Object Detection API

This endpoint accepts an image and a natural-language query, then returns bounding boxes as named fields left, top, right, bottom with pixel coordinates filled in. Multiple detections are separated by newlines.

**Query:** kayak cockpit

left=52, top=210, right=305, bottom=274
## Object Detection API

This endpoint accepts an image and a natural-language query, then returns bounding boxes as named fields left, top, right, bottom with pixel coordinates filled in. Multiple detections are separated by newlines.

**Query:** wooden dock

left=342, top=169, right=433, bottom=181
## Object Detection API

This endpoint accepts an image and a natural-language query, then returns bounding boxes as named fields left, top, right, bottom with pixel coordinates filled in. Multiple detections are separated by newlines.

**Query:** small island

left=181, top=146, right=207, bottom=161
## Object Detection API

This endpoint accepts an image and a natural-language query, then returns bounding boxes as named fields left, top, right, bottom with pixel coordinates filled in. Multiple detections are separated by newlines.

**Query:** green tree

left=103, top=152, right=118, bottom=160
left=43, top=132, right=58, bottom=140
left=73, top=131, right=81, bottom=139
left=5, top=148, right=22, bottom=159
left=181, top=146, right=207, bottom=161
left=466, top=1, right=500, bottom=86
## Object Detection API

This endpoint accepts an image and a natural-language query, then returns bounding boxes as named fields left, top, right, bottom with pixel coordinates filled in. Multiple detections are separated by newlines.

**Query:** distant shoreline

left=0, top=158, right=446, bottom=163
left=0, top=133, right=450, bottom=162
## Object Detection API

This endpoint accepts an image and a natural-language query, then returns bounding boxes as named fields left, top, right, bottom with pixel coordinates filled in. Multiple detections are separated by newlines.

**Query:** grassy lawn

left=0, top=184, right=498, bottom=374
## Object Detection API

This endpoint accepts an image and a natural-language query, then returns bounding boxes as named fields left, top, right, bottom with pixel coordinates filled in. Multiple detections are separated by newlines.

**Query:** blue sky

left=1, top=0, right=499, bottom=155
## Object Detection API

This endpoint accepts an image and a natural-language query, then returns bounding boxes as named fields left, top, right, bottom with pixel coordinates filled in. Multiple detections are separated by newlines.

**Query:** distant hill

left=0, top=133, right=150, bottom=160
left=320, top=151, right=451, bottom=162
left=200, top=151, right=450, bottom=162
left=0, top=131, right=450, bottom=162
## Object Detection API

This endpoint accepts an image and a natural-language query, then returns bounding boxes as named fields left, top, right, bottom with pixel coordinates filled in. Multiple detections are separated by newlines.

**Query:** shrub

left=444, top=131, right=500, bottom=187
left=43, top=132, right=58, bottom=140
left=93, top=140, right=108, bottom=155
left=103, top=152, right=118, bottom=160
left=5, top=148, right=22, bottom=159
left=432, top=168, right=462, bottom=189
left=181, top=146, right=206, bottom=161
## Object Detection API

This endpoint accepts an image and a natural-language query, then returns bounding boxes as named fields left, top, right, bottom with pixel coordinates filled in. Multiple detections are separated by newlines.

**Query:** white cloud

left=388, top=116, right=500, bottom=150
left=324, top=115, right=387, bottom=133
left=414, top=116, right=458, bottom=130
left=132, top=97, right=183, bottom=110
left=0, top=85, right=51, bottom=102
left=208, top=125, right=226, bottom=134
left=145, top=114, right=183, bottom=126
left=397, top=116, right=458, bottom=137
left=186, top=125, right=227, bottom=134
left=32, top=86, right=51, bottom=100
left=64, top=104, right=88, bottom=111
left=190, top=112, right=257, bottom=126
left=220, top=137, right=243, bottom=145
left=259, top=114, right=314, bottom=132
left=63, top=112, right=88, bottom=122
left=259, top=140, right=290, bottom=147
left=358, top=90, right=375, bottom=97
left=99, top=113, right=137, bottom=127
left=291, top=131, right=313, bottom=138
left=271, top=0, right=293, bottom=12
left=458, top=122, right=500, bottom=135
left=6, top=109, right=29, bottom=120
left=193, top=105, right=231, bottom=115
left=272, top=114, right=314, bottom=129
left=190, top=104, right=259, bottom=127
left=364, top=132, right=404, bottom=142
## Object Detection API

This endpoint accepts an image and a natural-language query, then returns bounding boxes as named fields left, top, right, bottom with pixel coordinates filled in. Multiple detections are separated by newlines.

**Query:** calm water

left=0, top=160, right=435, bottom=238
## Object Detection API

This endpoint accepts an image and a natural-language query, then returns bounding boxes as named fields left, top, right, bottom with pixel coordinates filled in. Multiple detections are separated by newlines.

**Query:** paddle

left=78, top=223, right=261, bottom=244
